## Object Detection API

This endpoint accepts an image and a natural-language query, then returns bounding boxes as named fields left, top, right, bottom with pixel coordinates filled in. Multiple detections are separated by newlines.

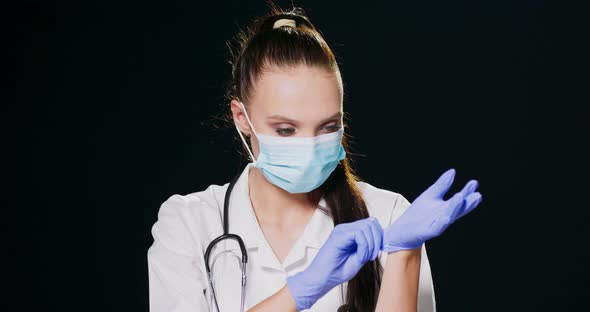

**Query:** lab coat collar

left=299, top=199, right=334, bottom=249
left=228, top=162, right=335, bottom=270
left=281, top=204, right=334, bottom=270
left=227, top=162, right=266, bottom=250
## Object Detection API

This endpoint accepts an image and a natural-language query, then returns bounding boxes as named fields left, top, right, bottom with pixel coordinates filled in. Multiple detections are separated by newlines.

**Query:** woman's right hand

left=286, top=217, right=383, bottom=311
left=382, top=168, right=483, bottom=253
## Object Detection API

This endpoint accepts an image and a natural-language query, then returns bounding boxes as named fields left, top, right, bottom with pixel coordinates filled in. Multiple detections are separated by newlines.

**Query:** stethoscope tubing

left=204, top=170, right=247, bottom=312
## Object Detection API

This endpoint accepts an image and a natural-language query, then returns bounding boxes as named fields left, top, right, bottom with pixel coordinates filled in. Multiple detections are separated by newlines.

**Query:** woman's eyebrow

left=320, top=112, right=342, bottom=123
left=267, top=114, right=300, bottom=123
left=267, top=112, right=342, bottom=124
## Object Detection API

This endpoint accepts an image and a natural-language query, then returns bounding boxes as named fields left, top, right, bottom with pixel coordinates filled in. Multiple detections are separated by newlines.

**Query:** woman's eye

left=276, top=128, right=295, bottom=136
left=275, top=124, right=341, bottom=136
left=324, top=124, right=341, bottom=132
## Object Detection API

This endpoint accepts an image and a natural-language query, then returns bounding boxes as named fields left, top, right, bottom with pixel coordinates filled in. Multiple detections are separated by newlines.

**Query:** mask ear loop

left=234, top=101, right=257, bottom=163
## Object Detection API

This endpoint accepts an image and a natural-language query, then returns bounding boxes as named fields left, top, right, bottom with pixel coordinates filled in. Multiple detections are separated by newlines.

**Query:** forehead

left=249, top=65, right=343, bottom=119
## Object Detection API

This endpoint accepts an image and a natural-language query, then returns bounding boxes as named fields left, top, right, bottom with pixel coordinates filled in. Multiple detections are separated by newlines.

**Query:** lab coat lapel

left=282, top=197, right=334, bottom=270
left=227, top=163, right=264, bottom=251
left=226, top=164, right=335, bottom=272
left=227, top=163, right=284, bottom=271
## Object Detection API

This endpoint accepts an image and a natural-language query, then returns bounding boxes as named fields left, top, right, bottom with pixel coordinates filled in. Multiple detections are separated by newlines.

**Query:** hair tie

left=273, top=18, right=296, bottom=29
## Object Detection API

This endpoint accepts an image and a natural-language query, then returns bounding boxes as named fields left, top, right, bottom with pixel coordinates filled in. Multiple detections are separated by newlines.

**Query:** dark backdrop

left=13, top=0, right=587, bottom=311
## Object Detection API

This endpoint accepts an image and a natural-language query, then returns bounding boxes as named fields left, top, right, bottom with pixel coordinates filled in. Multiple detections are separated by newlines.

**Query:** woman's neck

left=247, top=165, right=317, bottom=226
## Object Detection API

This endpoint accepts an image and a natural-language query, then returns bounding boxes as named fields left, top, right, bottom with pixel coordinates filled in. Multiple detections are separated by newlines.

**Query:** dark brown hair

left=224, top=3, right=381, bottom=311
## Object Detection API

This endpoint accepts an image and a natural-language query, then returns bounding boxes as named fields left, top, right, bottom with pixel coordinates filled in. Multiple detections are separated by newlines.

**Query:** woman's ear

left=230, top=99, right=252, bottom=136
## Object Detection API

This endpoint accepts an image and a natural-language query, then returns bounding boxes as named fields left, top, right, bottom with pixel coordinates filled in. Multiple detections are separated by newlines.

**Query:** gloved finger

left=457, top=192, right=483, bottom=219
left=424, top=168, right=456, bottom=199
left=333, top=219, right=371, bottom=249
left=367, top=218, right=383, bottom=261
left=360, top=225, right=373, bottom=264
left=459, top=179, right=479, bottom=198
left=362, top=219, right=377, bottom=262
left=341, top=217, right=373, bottom=230
left=446, top=192, right=466, bottom=224
left=350, top=228, right=370, bottom=266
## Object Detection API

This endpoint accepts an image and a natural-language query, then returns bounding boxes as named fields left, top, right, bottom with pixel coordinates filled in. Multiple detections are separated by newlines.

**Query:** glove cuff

left=382, top=243, right=421, bottom=253
left=286, top=271, right=317, bottom=311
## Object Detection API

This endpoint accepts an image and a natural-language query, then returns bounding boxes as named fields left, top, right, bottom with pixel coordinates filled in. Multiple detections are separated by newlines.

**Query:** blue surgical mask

left=235, top=102, right=346, bottom=194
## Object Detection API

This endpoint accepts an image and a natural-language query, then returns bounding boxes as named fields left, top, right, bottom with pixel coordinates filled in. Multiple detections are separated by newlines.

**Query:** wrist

left=277, top=284, right=299, bottom=312
left=383, top=228, right=423, bottom=254
left=286, top=271, right=319, bottom=311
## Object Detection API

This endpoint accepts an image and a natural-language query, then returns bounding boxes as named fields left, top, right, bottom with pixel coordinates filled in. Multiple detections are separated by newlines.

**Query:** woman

left=147, top=5, right=482, bottom=312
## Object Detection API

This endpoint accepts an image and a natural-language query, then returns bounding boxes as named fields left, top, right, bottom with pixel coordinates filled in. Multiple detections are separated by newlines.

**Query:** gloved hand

left=382, top=168, right=483, bottom=253
left=286, top=217, right=383, bottom=311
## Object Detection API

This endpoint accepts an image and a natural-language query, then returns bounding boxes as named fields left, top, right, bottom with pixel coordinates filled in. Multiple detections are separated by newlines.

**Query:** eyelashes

left=275, top=124, right=341, bottom=136
left=276, top=128, right=296, bottom=135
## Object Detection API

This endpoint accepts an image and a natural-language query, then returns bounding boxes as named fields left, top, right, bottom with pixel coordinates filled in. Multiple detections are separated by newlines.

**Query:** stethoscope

left=204, top=170, right=247, bottom=312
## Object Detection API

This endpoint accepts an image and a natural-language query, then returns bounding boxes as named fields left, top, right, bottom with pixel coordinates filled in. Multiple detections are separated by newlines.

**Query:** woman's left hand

left=382, top=168, right=483, bottom=253
left=286, top=217, right=383, bottom=311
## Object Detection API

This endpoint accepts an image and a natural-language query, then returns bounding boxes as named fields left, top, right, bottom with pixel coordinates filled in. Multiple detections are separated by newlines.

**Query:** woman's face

left=231, top=65, right=343, bottom=158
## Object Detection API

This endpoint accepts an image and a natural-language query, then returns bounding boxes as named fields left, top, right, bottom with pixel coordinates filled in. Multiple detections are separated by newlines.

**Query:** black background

left=13, top=0, right=588, bottom=311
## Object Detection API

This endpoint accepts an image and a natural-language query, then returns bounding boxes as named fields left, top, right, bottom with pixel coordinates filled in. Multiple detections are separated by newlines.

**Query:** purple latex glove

left=382, top=168, right=483, bottom=253
left=287, top=217, right=383, bottom=311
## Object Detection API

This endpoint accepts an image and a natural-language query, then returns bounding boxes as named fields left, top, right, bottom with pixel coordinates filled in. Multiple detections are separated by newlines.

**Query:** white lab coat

left=148, top=162, right=436, bottom=311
